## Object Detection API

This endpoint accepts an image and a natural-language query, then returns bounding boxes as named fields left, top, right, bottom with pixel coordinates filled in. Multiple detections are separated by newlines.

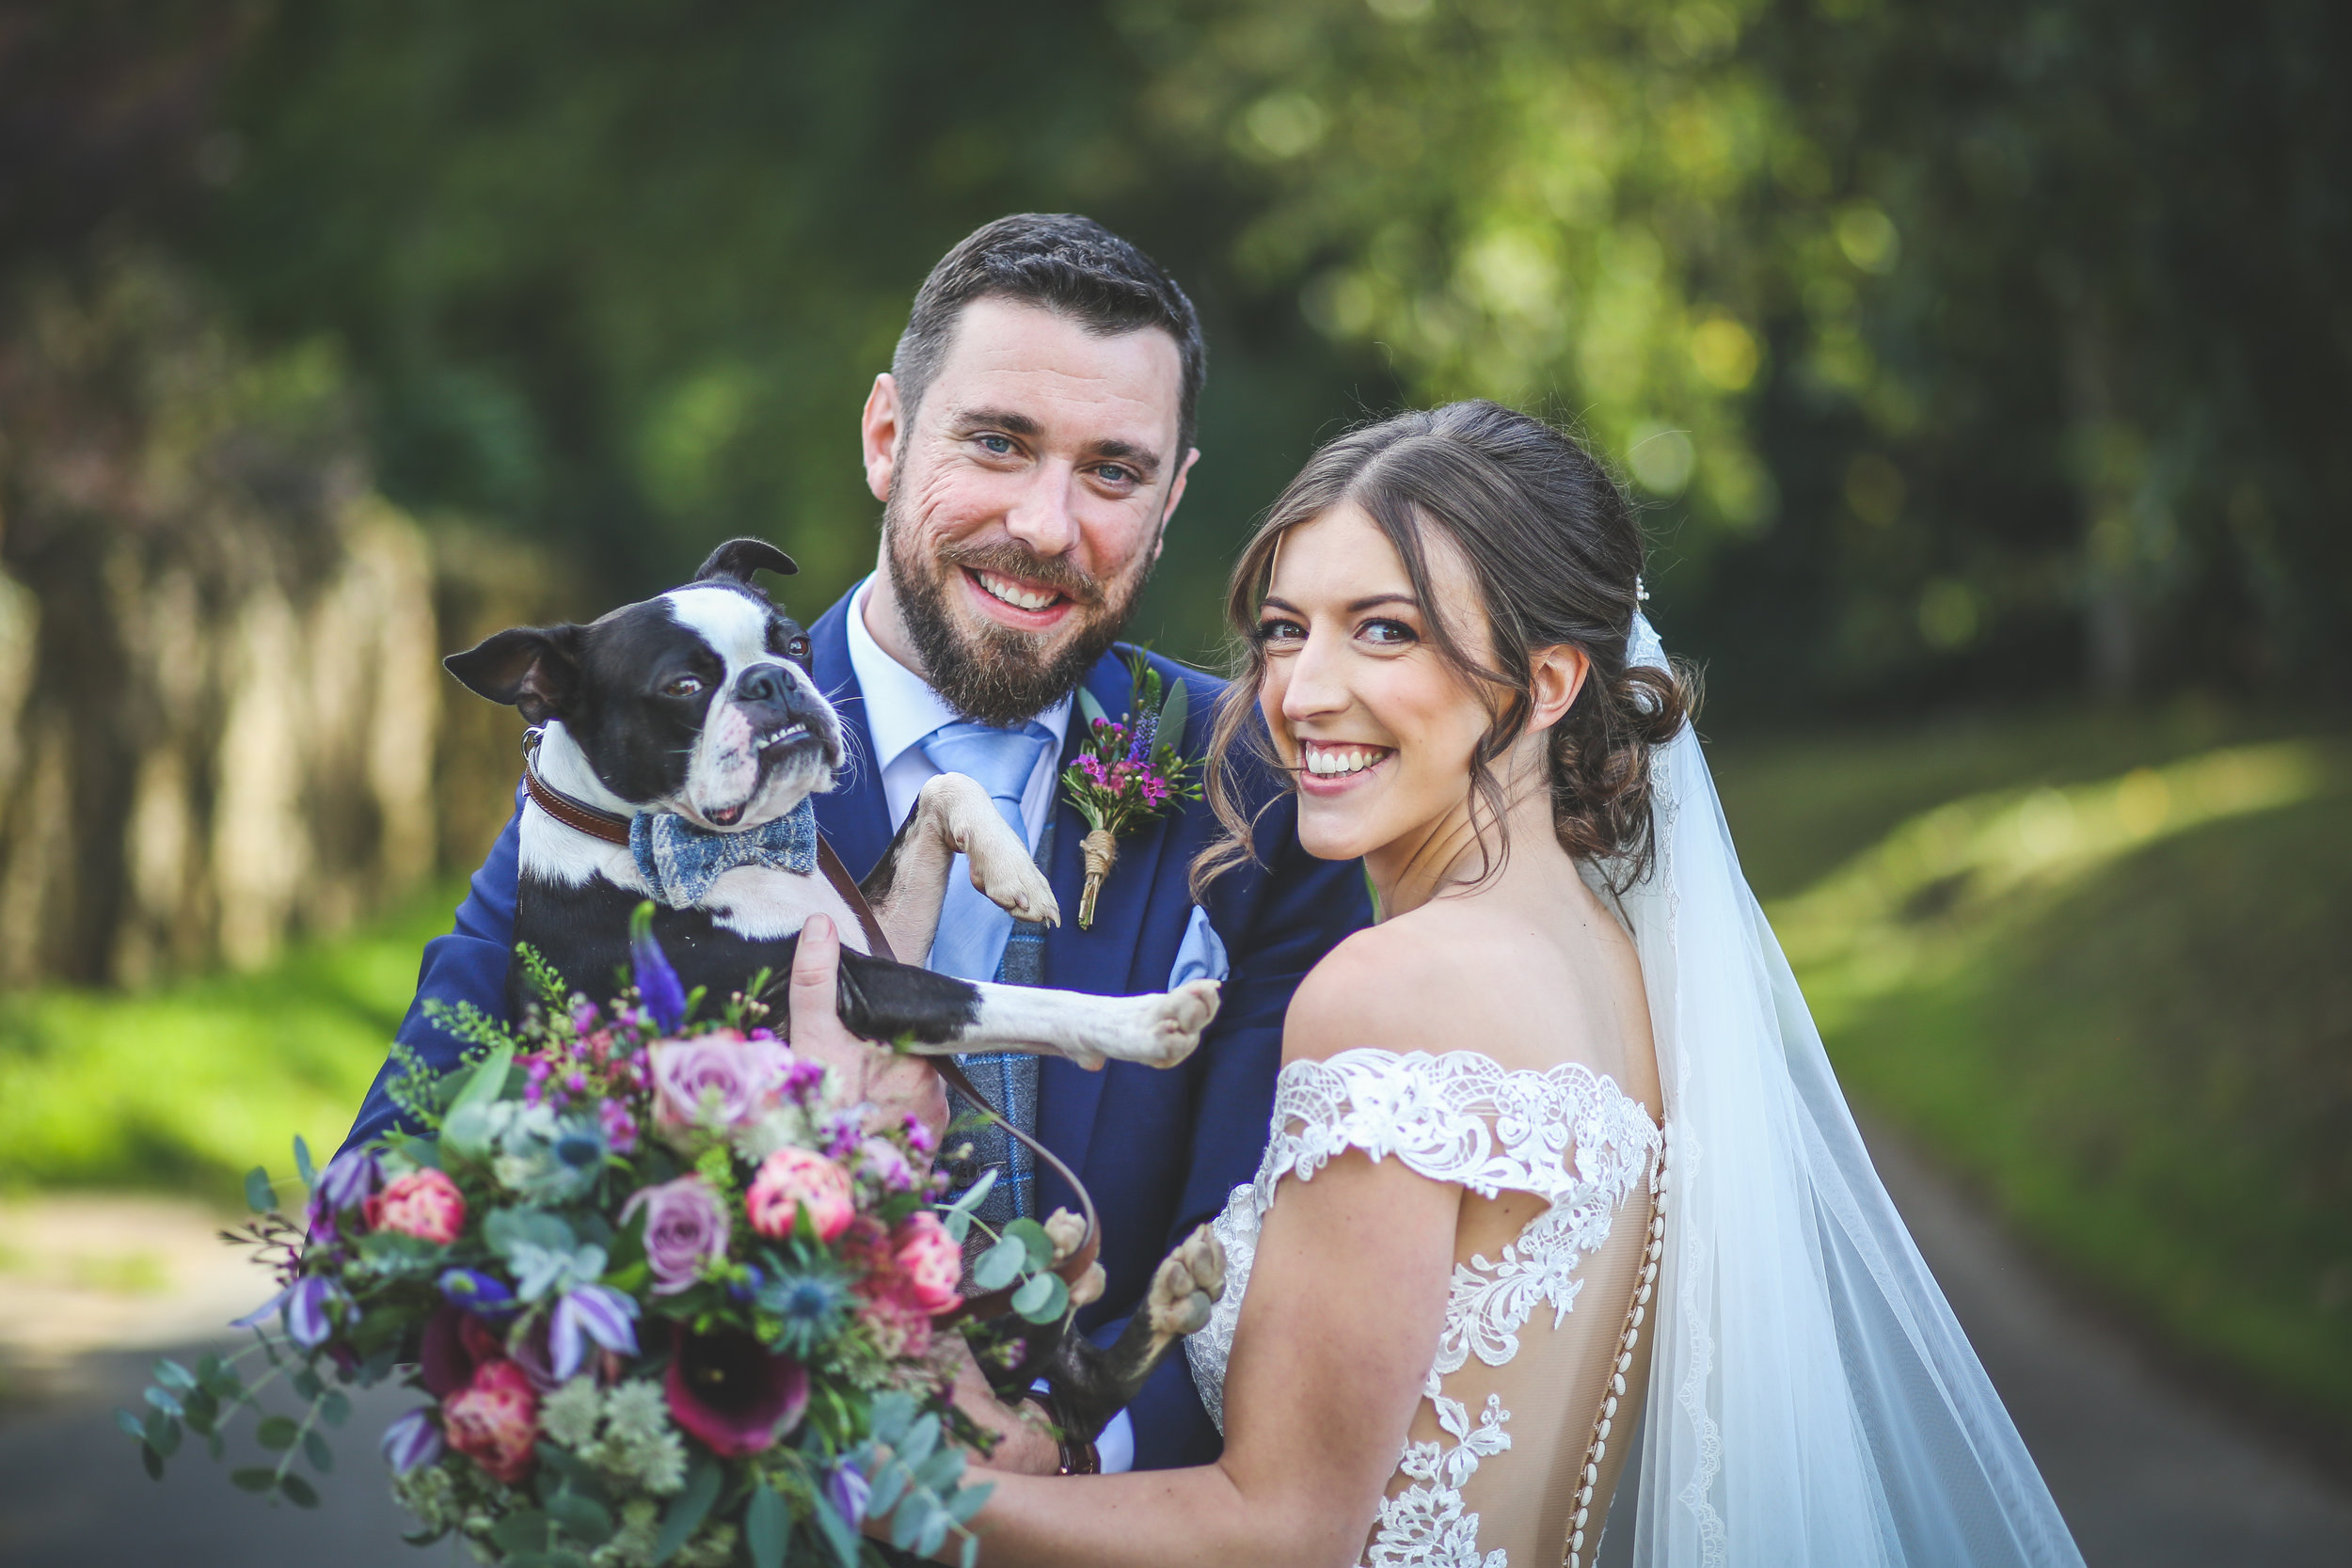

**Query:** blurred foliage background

left=1, top=0, right=2347, bottom=1444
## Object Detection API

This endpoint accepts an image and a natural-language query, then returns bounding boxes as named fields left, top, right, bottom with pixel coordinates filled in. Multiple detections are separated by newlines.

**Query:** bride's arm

left=953, top=1147, right=1457, bottom=1568
left=937, top=942, right=1461, bottom=1568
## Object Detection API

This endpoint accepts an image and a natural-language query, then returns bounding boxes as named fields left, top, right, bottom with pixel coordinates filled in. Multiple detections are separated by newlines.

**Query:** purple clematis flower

left=283, top=1276, right=340, bottom=1349
left=314, top=1148, right=383, bottom=1214
left=825, top=1458, right=872, bottom=1524
left=628, top=902, right=688, bottom=1034
left=549, top=1284, right=641, bottom=1381
left=381, top=1408, right=444, bottom=1474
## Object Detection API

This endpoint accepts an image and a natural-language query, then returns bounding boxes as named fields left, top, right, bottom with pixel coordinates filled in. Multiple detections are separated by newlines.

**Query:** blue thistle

left=755, top=1265, right=853, bottom=1358
left=628, top=901, right=688, bottom=1033
left=1127, top=707, right=1158, bottom=765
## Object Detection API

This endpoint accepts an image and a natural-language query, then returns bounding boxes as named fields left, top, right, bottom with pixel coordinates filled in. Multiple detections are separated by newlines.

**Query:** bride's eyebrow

left=1259, top=595, right=1304, bottom=615
left=1347, top=593, right=1419, bottom=613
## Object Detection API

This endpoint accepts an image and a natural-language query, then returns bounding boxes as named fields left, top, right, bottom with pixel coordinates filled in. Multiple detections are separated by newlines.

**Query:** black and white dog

left=442, top=537, right=1220, bottom=1068
left=444, top=536, right=1227, bottom=1444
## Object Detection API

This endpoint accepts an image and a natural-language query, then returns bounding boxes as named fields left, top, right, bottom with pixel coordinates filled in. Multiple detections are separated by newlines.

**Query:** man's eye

left=977, top=435, right=1016, bottom=456
left=1360, top=618, right=1417, bottom=645
left=1096, top=465, right=1134, bottom=487
left=662, top=676, right=705, bottom=698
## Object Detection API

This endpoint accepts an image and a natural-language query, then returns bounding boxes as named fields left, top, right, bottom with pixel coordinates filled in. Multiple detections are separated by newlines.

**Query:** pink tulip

left=367, top=1168, right=467, bottom=1245
left=745, top=1148, right=855, bottom=1243
left=442, top=1358, right=539, bottom=1483
left=891, top=1212, right=963, bottom=1315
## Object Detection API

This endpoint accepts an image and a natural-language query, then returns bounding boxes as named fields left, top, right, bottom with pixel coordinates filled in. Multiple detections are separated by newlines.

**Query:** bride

left=822, top=401, right=2084, bottom=1566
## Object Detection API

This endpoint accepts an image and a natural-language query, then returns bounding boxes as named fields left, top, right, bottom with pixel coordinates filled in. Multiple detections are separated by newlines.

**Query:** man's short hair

left=891, top=214, right=1206, bottom=458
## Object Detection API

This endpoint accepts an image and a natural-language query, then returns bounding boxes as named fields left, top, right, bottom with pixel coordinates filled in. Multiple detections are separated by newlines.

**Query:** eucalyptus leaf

left=294, top=1134, right=316, bottom=1185
left=744, top=1484, right=787, bottom=1568
left=318, top=1389, right=352, bottom=1428
left=114, top=1409, right=148, bottom=1444
left=279, top=1473, right=321, bottom=1509
left=255, top=1415, right=299, bottom=1451
left=1077, top=688, right=1111, bottom=729
left=896, top=1413, right=940, bottom=1471
left=143, top=1409, right=181, bottom=1456
left=152, top=1357, right=198, bottom=1392
left=230, top=1466, right=277, bottom=1493
left=865, top=1458, right=910, bottom=1520
left=943, top=1208, right=971, bottom=1243
left=243, top=1167, right=276, bottom=1213
left=949, top=1166, right=998, bottom=1214
left=870, top=1391, right=916, bottom=1447
left=140, top=1443, right=163, bottom=1481
left=303, top=1429, right=335, bottom=1473
left=811, top=1493, right=863, bottom=1568
left=888, top=1491, right=930, bottom=1553
left=947, top=1480, right=994, bottom=1525
left=1011, top=1270, right=1069, bottom=1323
left=971, top=1235, right=1026, bottom=1291
left=649, top=1458, right=720, bottom=1564
left=1003, top=1216, right=1054, bottom=1271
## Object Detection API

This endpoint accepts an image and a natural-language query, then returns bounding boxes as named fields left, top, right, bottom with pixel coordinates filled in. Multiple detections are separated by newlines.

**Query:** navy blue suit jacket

left=342, top=589, right=1373, bottom=1468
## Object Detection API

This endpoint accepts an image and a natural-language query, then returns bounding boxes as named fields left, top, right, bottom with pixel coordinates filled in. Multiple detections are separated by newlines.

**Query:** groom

left=342, top=214, right=1373, bottom=1471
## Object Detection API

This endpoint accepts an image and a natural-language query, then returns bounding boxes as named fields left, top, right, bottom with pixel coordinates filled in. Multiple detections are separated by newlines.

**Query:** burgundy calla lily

left=663, top=1325, right=807, bottom=1458
left=420, top=1305, right=507, bottom=1399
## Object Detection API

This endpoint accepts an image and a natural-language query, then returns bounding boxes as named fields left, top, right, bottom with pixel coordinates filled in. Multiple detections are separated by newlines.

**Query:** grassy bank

left=1712, top=711, right=2352, bottom=1433
left=0, top=884, right=463, bottom=1202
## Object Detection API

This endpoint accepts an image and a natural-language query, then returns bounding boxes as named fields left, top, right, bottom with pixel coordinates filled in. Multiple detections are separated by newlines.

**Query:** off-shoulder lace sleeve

left=1188, top=1049, right=1661, bottom=1435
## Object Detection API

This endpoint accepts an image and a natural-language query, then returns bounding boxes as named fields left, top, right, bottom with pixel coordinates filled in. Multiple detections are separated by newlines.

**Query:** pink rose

left=745, top=1148, right=855, bottom=1243
left=442, top=1358, right=539, bottom=1483
left=620, top=1175, right=731, bottom=1295
left=892, top=1212, right=963, bottom=1315
left=649, top=1033, right=792, bottom=1148
left=366, top=1168, right=466, bottom=1244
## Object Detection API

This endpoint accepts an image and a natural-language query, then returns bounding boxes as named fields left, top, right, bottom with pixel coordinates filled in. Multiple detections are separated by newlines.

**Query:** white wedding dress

left=1185, top=614, right=2084, bottom=1568
left=1188, top=1049, right=1668, bottom=1568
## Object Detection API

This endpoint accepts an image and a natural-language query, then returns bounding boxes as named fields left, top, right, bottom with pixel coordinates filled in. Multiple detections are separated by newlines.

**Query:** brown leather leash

left=519, top=727, right=1104, bottom=1321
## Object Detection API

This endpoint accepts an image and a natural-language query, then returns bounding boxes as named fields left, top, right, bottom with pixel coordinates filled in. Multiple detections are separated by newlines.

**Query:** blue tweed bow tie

left=629, top=799, right=818, bottom=908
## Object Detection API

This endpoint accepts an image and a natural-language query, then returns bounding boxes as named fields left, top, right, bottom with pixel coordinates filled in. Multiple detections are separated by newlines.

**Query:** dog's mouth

left=694, top=723, right=834, bottom=830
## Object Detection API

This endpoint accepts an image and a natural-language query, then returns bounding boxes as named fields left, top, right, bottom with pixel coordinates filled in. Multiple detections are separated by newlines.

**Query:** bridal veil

left=1606, top=615, right=2083, bottom=1567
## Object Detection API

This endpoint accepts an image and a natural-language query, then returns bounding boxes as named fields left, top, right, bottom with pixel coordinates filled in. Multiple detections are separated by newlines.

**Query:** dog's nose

left=734, top=663, right=787, bottom=706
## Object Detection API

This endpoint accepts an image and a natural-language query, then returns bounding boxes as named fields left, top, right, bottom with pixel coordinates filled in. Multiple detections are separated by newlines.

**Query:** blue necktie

left=916, top=721, right=1057, bottom=983
left=918, top=720, right=1056, bottom=1228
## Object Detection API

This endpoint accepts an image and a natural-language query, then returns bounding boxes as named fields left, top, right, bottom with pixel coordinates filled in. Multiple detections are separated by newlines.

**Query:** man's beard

left=883, top=497, right=1153, bottom=729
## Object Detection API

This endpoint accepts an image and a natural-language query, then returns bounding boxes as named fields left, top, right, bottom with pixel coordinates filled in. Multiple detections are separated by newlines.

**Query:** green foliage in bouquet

left=119, top=903, right=1085, bottom=1568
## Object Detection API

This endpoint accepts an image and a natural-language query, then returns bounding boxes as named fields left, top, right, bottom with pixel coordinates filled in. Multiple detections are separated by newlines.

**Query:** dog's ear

left=445, top=626, right=585, bottom=726
left=693, top=537, right=799, bottom=585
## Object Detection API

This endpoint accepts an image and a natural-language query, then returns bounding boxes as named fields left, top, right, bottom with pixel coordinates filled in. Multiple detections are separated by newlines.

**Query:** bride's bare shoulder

left=1283, top=904, right=1547, bottom=1068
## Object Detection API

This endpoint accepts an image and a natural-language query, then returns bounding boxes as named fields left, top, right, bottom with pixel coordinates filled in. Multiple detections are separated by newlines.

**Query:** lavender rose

left=619, top=1174, right=731, bottom=1295
left=649, top=1033, right=793, bottom=1150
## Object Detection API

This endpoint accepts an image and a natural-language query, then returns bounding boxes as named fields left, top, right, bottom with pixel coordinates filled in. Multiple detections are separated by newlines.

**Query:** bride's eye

left=1255, top=616, right=1306, bottom=647
left=1359, top=617, right=1417, bottom=646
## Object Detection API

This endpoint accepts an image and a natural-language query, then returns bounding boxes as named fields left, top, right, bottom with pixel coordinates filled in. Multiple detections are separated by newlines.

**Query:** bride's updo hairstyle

left=1193, top=400, right=1695, bottom=897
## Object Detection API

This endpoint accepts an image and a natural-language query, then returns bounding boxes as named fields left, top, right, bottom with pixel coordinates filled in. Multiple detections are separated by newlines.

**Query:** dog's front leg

left=860, top=772, right=1060, bottom=961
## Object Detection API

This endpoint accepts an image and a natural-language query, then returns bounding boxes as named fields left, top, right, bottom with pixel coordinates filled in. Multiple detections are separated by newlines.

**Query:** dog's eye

left=784, top=635, right=812, bottom=668
left=661, top=676, right=705, bottom=698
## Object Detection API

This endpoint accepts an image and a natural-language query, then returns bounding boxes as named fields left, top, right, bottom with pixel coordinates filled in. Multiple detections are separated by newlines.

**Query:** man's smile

left=961, top=564, right=1077, bottom=630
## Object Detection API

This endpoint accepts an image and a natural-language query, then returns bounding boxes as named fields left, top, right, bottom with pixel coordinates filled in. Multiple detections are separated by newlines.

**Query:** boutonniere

left=1061, top=652, right=1203, bottom=928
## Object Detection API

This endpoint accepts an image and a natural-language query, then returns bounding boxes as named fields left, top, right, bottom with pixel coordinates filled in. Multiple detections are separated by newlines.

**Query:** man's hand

left=787, top=914, right=950, bottom=1146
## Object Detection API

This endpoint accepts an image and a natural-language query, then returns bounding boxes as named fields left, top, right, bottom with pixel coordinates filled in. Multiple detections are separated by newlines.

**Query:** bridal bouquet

left=124, top=909, right=1025, bottom=1568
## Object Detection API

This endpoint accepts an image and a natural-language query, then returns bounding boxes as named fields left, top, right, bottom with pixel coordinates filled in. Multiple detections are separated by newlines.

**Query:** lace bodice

left=1187, top=1049, right=1663, bottom=1568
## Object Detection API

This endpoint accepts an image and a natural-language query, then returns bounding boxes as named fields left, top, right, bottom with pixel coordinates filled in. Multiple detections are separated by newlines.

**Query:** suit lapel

left=1038, top=647, right=1173, bottom=1183
left=804, top=594, right=896, bottom=879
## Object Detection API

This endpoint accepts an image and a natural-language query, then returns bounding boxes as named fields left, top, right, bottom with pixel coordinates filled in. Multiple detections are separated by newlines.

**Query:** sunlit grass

left=0, top=883, right=464, bottom=1202
left=1715, top=718, right=2352, bottom=1431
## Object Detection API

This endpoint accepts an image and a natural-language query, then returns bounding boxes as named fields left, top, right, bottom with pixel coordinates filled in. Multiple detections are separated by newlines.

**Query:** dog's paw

left=1145, top=1225, right=1227, bottom=1340
left=1103, top=980, right=1221, bottom=1069
left=967, top=842, right=1062, bottom=927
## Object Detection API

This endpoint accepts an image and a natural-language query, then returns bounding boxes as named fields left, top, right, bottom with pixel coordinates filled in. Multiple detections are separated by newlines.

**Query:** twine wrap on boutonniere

left=1061, top=652, right=1203, bottom=928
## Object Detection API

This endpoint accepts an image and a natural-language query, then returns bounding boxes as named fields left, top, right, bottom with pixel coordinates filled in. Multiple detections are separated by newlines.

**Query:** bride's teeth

left=1306, top=744, right=1383, bottom=777
left=977, top=571, right=1059, bottom=611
